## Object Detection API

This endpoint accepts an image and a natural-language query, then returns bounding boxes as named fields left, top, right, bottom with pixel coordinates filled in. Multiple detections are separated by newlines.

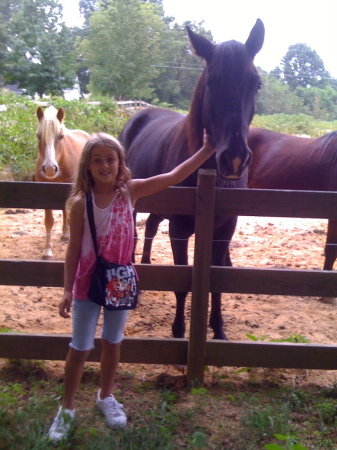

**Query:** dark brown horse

left=248, top=126, right=337, bottom=279
left=119, top=20, right=265, bottom=339
left=35, top=106, right=89, bottom=259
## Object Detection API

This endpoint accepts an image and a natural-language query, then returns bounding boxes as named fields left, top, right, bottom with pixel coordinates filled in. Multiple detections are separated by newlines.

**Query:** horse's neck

left=185, top=75, right=205, bottom=153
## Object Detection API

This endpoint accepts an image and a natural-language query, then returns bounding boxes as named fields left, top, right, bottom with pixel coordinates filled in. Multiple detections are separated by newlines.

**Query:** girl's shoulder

left=70, top=193, right=85, bottom=216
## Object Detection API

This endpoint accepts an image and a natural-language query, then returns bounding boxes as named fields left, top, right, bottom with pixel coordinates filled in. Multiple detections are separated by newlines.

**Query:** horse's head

left=187, top=19, right=264, bottom=180
left=36, top=106, right=66, bottom=179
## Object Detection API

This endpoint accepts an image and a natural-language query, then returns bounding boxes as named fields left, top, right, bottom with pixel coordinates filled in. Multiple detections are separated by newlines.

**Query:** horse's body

left=35, top=106, right=89, bottom=259
left=119, top=20, right=265, bottom=339
left=248, top=127, right=337, bottom=272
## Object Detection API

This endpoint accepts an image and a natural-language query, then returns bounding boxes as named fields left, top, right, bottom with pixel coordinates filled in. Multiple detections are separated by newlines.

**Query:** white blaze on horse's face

left=36, top=106, right=65, bottom=179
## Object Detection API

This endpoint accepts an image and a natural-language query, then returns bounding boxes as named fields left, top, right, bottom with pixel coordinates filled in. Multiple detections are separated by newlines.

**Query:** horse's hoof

left=213, top=331, right=229, bottom=340
left=60, top=234, right=69, bottom=243
left=42, top=254, right=53, bottom=260
left=320, top=297, right=337, bottom=305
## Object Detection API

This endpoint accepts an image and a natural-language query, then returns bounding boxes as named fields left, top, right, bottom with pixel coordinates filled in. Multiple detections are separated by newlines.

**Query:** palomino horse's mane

left=37, top=106, right=65, bottom=144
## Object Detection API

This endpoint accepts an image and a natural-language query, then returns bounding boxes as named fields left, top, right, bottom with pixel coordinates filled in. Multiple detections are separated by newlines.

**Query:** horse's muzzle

left=217, top=148, right=252, bottom=180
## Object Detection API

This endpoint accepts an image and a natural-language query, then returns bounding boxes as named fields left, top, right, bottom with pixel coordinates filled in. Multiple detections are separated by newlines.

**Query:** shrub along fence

left=1, top=170, right=337, bottom=386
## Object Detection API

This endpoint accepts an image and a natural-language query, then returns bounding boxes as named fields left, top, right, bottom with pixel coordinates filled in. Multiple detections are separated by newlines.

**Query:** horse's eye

left=59, top=135, right=64, bottom=140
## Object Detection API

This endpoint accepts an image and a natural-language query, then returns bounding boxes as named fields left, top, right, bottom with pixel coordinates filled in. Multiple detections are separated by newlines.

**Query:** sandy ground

left=1, top=207, right=337, bottom=386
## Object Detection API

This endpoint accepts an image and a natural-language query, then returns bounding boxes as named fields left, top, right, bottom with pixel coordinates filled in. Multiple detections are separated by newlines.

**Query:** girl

left=48, top=131, right=215, bottom=442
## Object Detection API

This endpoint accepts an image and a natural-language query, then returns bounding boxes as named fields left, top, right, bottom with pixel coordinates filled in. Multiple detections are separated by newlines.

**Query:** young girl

left=48, top=131, right=215, bottom=442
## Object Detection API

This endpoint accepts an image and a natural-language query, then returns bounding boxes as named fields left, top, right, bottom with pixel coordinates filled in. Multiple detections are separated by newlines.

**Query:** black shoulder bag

left=86, top=192, right=138, bottom=310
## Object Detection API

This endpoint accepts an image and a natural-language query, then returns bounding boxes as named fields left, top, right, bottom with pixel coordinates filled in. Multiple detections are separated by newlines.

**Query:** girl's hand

left=59, top=292, right=72, bottom=318
left=202, top=129, right=216, bottom=155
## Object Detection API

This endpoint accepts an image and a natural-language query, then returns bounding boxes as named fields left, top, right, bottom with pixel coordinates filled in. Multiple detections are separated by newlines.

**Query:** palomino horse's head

left=36, top=106, right=66, bottom=179
left=187, top=19, right=265, bottom=180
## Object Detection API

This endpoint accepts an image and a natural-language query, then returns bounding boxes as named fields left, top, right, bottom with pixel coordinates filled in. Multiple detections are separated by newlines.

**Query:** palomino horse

left=35, top=106, right=89, bottom=259
left=248, top=127, right=337, bottom=302
left=119, top=20, right=265, bottom=339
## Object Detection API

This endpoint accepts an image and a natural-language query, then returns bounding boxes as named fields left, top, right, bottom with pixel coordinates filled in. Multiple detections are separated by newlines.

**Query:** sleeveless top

left=73, top=187, right=134, bottom=300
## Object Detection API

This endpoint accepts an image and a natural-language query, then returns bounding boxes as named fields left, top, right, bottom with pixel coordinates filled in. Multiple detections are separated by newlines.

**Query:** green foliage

left=264, top=434, right=308, bottom=449
left=152, top=21, right=210, bottom=109
left=0, top=90, right=129, bottom=180
left=2, top=360, right=337, bottom=448
left=276, top=43, right=331, bottom=90
left=252, top=113, right=337, bottom=137
left=256, top=73, right=307, bottom=115
left=4, top=0, right=77, bottom=97
left=80, top=0, right=163, bottom=99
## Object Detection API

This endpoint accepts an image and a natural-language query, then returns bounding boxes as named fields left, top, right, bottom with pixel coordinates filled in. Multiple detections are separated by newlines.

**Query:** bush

left=0, top=91, right=130, bottom=180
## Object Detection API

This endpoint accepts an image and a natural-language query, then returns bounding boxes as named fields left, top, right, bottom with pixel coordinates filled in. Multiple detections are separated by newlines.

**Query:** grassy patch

left=1, top=360, right=337, bottom=449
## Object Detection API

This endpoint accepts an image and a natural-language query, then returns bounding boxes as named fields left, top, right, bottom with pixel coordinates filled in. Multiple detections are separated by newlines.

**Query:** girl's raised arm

left=128, top=131, right=215, bottom=205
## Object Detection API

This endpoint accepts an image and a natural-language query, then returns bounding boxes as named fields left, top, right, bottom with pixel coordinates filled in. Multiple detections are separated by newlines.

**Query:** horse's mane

left=317, top=130, right=337, bottom=150
left=37, top=106, right=64, bottom=143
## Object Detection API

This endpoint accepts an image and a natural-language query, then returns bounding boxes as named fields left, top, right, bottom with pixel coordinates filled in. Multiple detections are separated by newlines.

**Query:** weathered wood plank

left=0, top=181, right=197, bottom=215
left=0, top=333, right=188, bottom=365
left=2, top=333, right=337, bottom=370
left=0, top=260, right=193, bottom=290
left=188, top=170, right=216, bottom=384
left=206, top=340, right=337, bottom=370
left=3, top=181, right=337, bottom=219
left=2, top=261, right=337, bottom=297
left=215, top=188, right=337, bottom=219
left=211, top=266, right=337, bottom=297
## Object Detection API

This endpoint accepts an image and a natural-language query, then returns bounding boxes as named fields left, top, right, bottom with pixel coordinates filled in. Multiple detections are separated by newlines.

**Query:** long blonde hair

left=66, top=133, right=131, bottom=213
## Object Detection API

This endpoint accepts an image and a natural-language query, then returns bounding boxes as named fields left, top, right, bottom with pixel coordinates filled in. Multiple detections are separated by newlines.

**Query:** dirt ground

left=1, top=206, right=337, bottom=387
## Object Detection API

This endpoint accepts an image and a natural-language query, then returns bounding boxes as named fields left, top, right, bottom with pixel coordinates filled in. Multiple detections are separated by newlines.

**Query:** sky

left=61, top=0, right=337, bottom=78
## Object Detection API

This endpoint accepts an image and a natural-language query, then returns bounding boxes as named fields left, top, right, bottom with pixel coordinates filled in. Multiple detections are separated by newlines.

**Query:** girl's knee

left=68, top=347, right=91, bottom=363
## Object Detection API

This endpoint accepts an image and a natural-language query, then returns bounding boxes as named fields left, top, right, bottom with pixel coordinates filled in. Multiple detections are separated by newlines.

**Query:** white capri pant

left=70, top=299, right=129, bottom=351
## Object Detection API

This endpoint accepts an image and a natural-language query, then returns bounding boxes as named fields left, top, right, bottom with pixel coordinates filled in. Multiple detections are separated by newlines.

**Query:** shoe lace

left=54, top=411, right=71, bottom=432
left=105, top=397, right=124, bottom=416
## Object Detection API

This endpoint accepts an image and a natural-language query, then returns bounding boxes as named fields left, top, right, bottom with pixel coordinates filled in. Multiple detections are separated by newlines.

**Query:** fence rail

left=1, top=175, right=337, bottom=385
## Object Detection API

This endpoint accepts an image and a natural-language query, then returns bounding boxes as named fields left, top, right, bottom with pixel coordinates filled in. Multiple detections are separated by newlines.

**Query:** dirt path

left=1, top=207, right=337, bottom=386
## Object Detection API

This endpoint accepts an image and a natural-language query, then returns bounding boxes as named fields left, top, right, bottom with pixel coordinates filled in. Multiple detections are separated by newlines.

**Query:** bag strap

left=85, top=191, right=99, bottom=258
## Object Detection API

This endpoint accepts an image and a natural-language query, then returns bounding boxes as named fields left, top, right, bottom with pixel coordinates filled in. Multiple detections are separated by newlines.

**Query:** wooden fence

left=1, top=171, right=337, bottom=386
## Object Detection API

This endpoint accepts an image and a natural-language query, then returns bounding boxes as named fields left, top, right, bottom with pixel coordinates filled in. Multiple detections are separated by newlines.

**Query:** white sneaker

left=96, top=389, right=127, bottom=429
left=48, top=406, right=75, bottom=442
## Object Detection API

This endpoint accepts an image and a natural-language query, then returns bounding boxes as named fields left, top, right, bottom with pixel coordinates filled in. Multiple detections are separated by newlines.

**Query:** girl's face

left=88, top=145, right=119, bottom=186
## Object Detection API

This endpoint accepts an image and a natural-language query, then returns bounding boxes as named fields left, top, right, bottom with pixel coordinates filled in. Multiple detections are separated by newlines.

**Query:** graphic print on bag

left=106, top=265, right=137, bottom=308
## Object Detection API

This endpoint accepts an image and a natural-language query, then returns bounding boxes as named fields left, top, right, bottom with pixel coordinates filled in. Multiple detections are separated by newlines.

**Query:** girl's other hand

left=59, top=292, right=72, bottom=318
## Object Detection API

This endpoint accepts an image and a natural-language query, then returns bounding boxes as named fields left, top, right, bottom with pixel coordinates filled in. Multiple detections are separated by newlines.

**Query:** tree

left=295, top=85, right=337, bottom=120
left=255, top=72, right=307, bottom=115
left=275, top=43, right=331, bottom=90
left=80, top=0, right=163, bottom=99
left=0, top=0, right=13, bottom=85
left=4, top=0, right=77, bottom=97
left=152, top=21, right=212, bottom=109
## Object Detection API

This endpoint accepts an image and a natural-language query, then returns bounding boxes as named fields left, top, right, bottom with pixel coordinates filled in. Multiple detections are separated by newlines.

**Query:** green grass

left=1, top=360, right=337, bottom=449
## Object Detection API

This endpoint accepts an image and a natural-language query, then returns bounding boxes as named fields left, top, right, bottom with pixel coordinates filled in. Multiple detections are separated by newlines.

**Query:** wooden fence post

left=187, top=169, right=216, bottom=386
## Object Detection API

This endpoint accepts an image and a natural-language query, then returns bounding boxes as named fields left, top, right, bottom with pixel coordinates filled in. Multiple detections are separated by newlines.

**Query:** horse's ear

left=186, top=26, right=215, bottom=63
left=36, top=107, right=44, bottom=121
left=57, top=107, right=65, bottom=123
left=245, top=18, right=265, bottom=59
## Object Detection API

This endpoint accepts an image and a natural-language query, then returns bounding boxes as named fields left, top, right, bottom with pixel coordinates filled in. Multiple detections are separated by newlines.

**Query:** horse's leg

left=321, top=219, right=337, bottom=304
left=42, top=209, right=54, bottom=260
left=141, top=214, right=164, bottom=264
left=60, top=209, right=69, bottom=242
left=209, top=217, right=238, bottom=339
left=169, top=216, right=195, bottom=338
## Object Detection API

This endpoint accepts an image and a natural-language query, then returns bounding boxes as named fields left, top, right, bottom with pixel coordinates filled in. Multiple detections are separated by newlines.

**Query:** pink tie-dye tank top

left=73, top=187, right=134, bottom=300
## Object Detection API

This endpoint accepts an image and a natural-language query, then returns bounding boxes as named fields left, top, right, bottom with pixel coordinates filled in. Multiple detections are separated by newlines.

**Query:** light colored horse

left=35, top=106, right=90, bottom=259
